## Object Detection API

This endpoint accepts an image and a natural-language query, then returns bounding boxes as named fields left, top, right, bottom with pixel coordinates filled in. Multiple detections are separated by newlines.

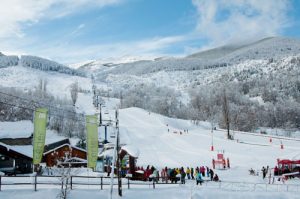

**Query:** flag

left=86, top=115, right=98, bottom=169
left=33, top=108, right=48, bottom=164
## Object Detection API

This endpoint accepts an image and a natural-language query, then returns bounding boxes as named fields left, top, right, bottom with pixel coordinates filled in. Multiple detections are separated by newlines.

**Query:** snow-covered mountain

left=1, top=37, right=299, bottom=132
left=72, top=55, right=156, bottom=72
left=77, top=37, right=300, bottom=133
left=77, top=37, right=300, bottom=78
left=0, top=53, right=85, bottom=77
left=0, top=52, right=19, bottom=68
left=190, top=37, right=299, bottom=64
left=81, top=37, right=300, bottom=95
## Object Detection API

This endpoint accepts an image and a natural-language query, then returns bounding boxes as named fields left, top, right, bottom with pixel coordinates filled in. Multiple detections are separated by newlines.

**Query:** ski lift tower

left=109, top=109, right=122, bottom=198
left=115, top=109, right=122, bottom=196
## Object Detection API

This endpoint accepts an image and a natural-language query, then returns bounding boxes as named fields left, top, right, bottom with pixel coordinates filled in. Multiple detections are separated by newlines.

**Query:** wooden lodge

left=0, top=138, right=33, bottom=175
left=42, top=139, right=87, bottom=167
left=0, top=136, right=87, bottom=175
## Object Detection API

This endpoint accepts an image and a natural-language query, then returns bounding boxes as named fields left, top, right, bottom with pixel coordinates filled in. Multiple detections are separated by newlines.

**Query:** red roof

left=277, top=159, right=300, bottom=164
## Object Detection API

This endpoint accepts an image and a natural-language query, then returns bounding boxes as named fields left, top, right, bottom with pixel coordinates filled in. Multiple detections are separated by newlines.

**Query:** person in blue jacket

left=196, top=171, right=203, bottom=185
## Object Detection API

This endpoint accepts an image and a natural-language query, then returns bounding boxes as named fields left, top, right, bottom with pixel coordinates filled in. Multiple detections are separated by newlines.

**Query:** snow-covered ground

left=0, top=182, right=299, bottom=199
left=1, top=96, right=300, bottom=198
left=0, top=120, right=33, bottom=139
left=116, top=107, right=300, bottom=183
left=1, top=54, right=300, bottom=198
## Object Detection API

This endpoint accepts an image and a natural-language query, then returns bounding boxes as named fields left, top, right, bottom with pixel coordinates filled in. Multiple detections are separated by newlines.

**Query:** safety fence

left=0, top=175, right=299, bottom=192
left=201, top=180, right=300, bottom=192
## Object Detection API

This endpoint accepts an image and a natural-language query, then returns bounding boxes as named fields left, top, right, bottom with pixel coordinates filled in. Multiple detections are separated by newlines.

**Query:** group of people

left=249, top=166, right=271, bottom=179
left=135, top=165, right=220, bottom=185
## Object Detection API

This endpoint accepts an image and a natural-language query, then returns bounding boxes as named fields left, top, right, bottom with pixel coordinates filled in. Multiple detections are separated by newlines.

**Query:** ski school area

left=0, top=105, right=300, bottom=198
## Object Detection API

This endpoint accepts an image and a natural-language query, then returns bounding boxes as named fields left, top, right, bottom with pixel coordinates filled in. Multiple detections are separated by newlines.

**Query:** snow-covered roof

left=0, top=121, right=33, bottom=139
left=0, top=142, right=33, bottom=158
left=120, top=145, right=139, bottom=158
left=98, top=148, right=114, bottom=158
left=9, top=145, right=33, bottom=158
left=43, top=143, right=86, bottom=155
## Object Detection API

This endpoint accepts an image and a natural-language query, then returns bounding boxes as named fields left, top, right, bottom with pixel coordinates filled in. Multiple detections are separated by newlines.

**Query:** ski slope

left=77, top=94, right=300, bottom=184
left=115, top=107, right=300, bottom=184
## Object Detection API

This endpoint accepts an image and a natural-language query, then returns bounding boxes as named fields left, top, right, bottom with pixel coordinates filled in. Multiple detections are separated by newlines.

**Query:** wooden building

left=0, top=142, right=33, bottom=175
left=119, top=145, right=139, bottom=178
left=119, top=145, right=138, bottom=175
left=97, top=144, right=139, bottom=176
left=42, top=139, right=87, bottom=167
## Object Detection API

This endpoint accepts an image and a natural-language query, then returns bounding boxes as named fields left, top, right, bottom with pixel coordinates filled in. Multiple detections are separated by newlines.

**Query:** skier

left=152, top=168, right=159, bottom=182
left=206, top=166, right=209, bottom=177
left=186, top=167, right=191, bottom=180
left=180, top=167, right=186, bottom=184
left=161, top=167, right=167, bottom=182
left=167, top=168, right=172, bottom=182
left=146, top=165, right=153, bottom=181
left=107, top=164, right=111, bottom=177
left=196, top=166, right=199, bottom=174
left=227, top=158, right=230, bottom=168
left=200, top=166, right=205, bottom=177
left=195, top=171, right=203, bottom=185
left=170, top=169, right=178, bottom=183
left=274, top=166, right=279, bottom=176
left=209, top=168, right=214, bottom=181
left=191, top=167, right=194, bottom=180
left=262, top=166, right=267, bottom=179
left=213, top=174, right=219, bottom=182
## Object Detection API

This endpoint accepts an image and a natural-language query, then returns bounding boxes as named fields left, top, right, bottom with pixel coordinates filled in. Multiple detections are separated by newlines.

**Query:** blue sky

left=1, top=0, right=300, bottom=63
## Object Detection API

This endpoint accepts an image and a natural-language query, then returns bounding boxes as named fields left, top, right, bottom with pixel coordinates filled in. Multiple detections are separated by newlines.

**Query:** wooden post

left=101, top=177, right=103, bottom=190
left=34, top=175, right=37, bottom=191
left=70, top=176, right=73, bottom=190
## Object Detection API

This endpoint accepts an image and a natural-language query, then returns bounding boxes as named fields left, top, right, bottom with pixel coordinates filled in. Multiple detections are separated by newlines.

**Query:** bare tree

left=70, top=81, right=79, bottom=106
left=222, top=88, right=232, bottom=139
left=38, top=78, right=48, bottom=98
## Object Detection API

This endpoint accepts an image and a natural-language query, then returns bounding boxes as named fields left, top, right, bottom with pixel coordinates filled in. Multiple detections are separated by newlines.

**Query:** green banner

left=86, top=115, right=98, bottom=169
left=33, top=108, right=48, bottom=165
